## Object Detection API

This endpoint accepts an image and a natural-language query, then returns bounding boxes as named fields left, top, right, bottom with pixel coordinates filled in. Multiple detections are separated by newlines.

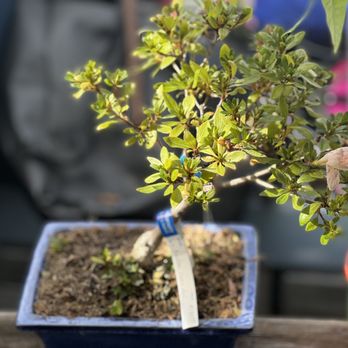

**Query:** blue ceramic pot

left=17, top=221, right=258, bottom=348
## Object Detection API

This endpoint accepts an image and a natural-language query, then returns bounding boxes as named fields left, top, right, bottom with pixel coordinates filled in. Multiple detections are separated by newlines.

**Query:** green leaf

left=144, top=173, right=161, bottom=184
left=164, top=184, right=174, bottom=196
left=300, top=74, right=322, bottom=88
left=73, top=89, right=85, bottom=99
left=147, top=156, right=162, bottom=168
left=96, top=120, right=118, bottom=131
left=297, top=170, right=325, bottom=183
left=272, top=169, right=290, bottom=185
left=244, top=149, right=266, bottom=157
left=164, top=136, right=189, bottom=149
left=110, top=300, right=123, bottom=316
left=234, top=74, right=260, bottom=86
left=182, top=95, right=196, bottom=115
left=286, top=31, right=305, bottom=50
left=271, top=85, right=284, bottom=99
left=200, top=146, right=216, bottom=157
left=299, top=202, right=321, bottom=226
left=183, top=130, right=197, bottom=149
left=322, top=0, right=348, bottom=53
left=170, top=123, right=186, bottom=137
left=292, top=195, right=305, bottom=211
left=260, top=188, right=284, bottom=198
left=124, top=137, right=137, bottom=147
left=171, top=169, right=179, bottom=181
left=197, top=121, right=211, bottom=147
left=225, top=151, right=247, bottom=163
left=276, top=193, right=290, bottom=205
left=170, top=188, right=182, bottom=207
left=305, top=107, right=325, bottom=119
left=299, top=212, right=310, bottom=226
left=163, top=93, right=180, bottom=115
left=160, top=146, right=169, bottom=163
left=305, top=218, right=319, bottom=232
left=214, top=108, right=225, bottom=132
left=220, top=43, right=233, bottom=71
left=137, top=182, right=167, bottom=193
left=297, top=173, right=317, bottom=184
left=145, top=130, right=157, bottom=149
left=218, top=27, right=229, bottom=40
left=320, top=234, right=330, bottom=245
left=160, top=56, right=176, bottom=70
left=224, top=162, right=236, bottom=170
left=289, top=163, right=305, bottom=176
left=216, top=163, right=226, bottom=176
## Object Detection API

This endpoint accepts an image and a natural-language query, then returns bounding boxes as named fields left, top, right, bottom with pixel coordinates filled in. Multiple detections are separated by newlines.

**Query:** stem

left=195, top=99, right=205, bottom=117
left=220, top=165, right=275, bottom=188
left=254, top=178, right=276, bottom=189
left=119, top=115, right=140, bottom=129
left=131, top=199, right=189, bottom=264
left=318, top=209, right=327, bottom=226
left=173, top=63, right=181, bottom=75
left=214, top=97, right=224, bottom=115
left=96, top=84, right=141, bottom=130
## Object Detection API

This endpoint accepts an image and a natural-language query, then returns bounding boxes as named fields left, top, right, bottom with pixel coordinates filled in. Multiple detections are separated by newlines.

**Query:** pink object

left=326, top=60, right=348, bottom=114
left=344, top=251, right=348, bottom=283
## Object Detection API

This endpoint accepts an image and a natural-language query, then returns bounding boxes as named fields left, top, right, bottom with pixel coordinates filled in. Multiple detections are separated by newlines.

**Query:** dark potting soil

left=34, top=225, right=244, bottom=320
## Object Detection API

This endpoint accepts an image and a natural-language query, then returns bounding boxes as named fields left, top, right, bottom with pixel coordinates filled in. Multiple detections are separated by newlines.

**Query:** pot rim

left=17, top=221, right=257, bottom=331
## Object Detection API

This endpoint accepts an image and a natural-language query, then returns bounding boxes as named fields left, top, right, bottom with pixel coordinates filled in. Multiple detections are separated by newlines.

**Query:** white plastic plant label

left=156, top=209, right=199, bottom=330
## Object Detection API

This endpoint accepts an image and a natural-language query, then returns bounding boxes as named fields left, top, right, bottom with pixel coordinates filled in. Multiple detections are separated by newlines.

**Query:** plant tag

left=156, top=209, right=199, bottom=330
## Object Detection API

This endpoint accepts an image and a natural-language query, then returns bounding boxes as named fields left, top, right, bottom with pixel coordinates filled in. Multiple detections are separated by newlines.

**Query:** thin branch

left=214, top=97, right=224, bottom=115
left=221, top=165, right=275, bottom=188
left=195, top=99, right=205, bottom=117
left=119, top=115, right=140, bottom=129
left=254, top=178, right=276, bottom=189
left=173, top=63, right=181, bottom=75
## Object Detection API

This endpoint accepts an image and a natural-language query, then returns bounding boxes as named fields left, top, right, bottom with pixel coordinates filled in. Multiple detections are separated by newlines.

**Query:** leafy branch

left=67, top=0, right=348, bottom=246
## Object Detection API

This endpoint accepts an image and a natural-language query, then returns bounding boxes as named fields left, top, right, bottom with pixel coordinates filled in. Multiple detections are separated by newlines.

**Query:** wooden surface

left=0, top=312, right=43, bottom=348
left=1, top=312, right=348, bottom=348
left=235, top=317, right=348, bottom=347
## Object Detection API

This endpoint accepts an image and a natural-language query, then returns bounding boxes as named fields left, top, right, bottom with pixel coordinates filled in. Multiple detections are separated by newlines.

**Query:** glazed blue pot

left=17, top=221, right=258, bottom=348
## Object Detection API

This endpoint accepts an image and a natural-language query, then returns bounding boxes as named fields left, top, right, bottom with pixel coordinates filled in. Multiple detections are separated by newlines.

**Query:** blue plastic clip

left=156, top=209, right=178, bottom=237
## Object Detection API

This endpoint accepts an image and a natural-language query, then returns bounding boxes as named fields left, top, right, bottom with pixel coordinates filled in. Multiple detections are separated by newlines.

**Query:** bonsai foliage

left=66, top=0, right=348, bottom=245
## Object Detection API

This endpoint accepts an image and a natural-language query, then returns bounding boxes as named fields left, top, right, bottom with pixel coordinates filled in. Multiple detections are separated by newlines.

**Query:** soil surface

left=34, top=224, right=244, bottom=320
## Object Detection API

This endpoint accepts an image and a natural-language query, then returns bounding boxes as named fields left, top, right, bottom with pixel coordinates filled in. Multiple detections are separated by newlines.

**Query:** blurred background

left=0, top=0, right=347, bottom=319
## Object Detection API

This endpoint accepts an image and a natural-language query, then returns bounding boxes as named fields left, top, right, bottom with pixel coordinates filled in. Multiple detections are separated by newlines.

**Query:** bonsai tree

left=66, top=0, right=348, bottom=262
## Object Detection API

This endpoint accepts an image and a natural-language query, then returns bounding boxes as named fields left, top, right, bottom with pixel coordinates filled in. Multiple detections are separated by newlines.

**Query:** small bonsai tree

left=66, top=0, right=348, bottom=258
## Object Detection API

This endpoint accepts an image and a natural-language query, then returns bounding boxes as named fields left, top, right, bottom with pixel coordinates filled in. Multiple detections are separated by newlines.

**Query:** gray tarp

left=4, top=0, right=247, bottom=222
left=5, top=0, right=160, bottom=218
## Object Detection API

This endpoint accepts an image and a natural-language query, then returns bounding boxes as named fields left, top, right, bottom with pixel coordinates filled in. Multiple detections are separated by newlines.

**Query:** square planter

left=17, top=221, right=257, bottom=348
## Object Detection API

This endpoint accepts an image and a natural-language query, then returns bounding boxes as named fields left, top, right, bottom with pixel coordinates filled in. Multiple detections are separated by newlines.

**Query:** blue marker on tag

left=156, top=209, right=178, bottom=237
